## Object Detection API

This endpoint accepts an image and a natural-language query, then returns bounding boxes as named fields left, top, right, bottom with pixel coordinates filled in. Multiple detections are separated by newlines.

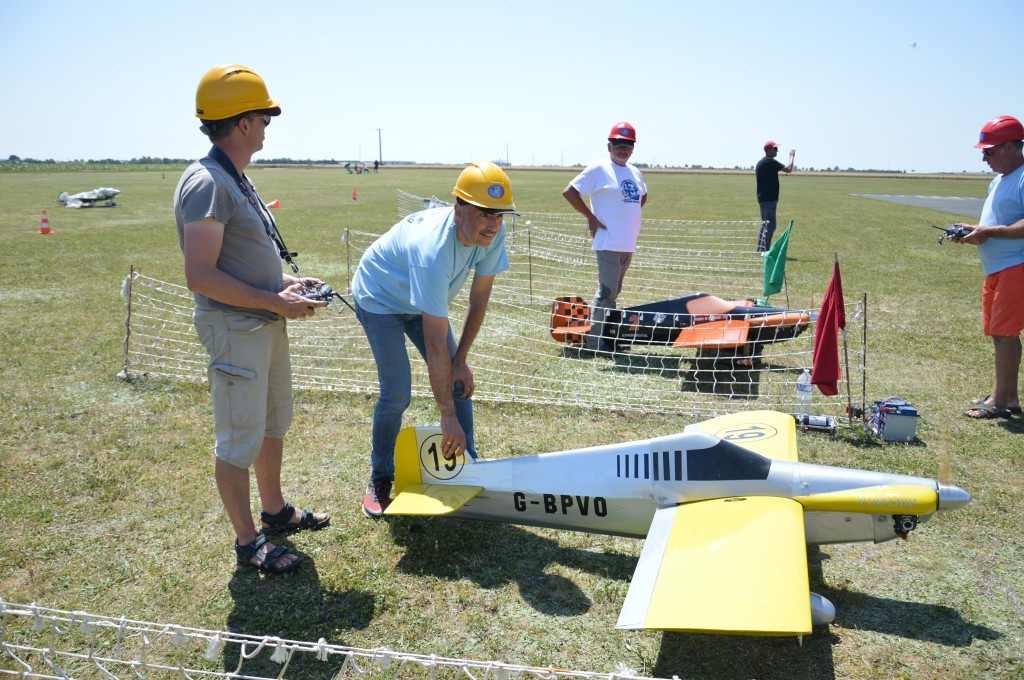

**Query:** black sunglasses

left=245, top=114, right=272, bottom=127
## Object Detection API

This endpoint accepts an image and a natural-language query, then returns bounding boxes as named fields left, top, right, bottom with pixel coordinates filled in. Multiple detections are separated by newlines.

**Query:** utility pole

left=376, top=128, right=383, bottom=165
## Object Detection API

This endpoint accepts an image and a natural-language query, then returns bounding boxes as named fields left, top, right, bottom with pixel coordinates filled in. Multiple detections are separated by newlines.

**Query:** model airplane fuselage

left=385, top=410, right=970, bottom=636
left=57, top=187, right=120, bottom=208
left=550, top=293, right=813, bottom=357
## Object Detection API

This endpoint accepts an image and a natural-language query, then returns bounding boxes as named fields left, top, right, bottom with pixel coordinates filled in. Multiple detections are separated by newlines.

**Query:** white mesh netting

left=118, top=191, right=865, bottom=418
left=0, top=601, right=663, bottom=679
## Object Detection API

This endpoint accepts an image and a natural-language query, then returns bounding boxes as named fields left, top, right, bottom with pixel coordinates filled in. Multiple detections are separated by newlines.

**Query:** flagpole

left=861, top=292, right=868, bottom=426
left=784, top=220, right=793, bottom=307
left=762, top=220, right=793, bottom=304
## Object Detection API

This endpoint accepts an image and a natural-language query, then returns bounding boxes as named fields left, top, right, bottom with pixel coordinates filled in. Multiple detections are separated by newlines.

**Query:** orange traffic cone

left=351, top=187, right=357, bottom=201
left=266, top=199, right=280, bottom=209
left=38, top=209, right=52, bottom=235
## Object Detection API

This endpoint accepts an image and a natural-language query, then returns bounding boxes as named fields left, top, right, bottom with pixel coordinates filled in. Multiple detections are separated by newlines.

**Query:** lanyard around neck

left=207, top=145, right=300, bottom=275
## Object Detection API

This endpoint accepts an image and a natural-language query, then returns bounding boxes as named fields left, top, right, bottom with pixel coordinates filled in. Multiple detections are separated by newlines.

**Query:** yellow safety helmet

left=195, top=64, right=281, bottom=120
left=452, top=161, right=519, bottom=215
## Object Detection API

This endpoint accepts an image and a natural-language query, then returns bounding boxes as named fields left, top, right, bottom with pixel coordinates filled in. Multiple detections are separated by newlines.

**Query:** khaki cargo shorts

left=194, top=309, right=293, bottom=468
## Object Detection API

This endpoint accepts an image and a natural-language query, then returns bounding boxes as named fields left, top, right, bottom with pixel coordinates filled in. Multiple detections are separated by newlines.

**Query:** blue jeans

left=355, top=304, right=476, bottom=483
left=758, top=201, right=778, bottom=253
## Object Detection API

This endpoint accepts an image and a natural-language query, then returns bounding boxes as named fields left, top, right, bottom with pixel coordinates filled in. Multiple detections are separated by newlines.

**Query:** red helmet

left=608, top=122, right=637, bottom=143
left=764, top=140, right=779, bottom=150
left=975, top=115, right=1024, bottom=149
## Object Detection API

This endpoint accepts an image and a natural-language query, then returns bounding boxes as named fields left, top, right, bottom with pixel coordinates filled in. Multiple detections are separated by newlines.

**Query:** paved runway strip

left=853, top=194, right=984, bottom=218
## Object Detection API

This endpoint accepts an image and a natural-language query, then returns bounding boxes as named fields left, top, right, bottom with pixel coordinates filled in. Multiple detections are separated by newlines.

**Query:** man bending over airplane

left=350, top=161, right=518, bottom=518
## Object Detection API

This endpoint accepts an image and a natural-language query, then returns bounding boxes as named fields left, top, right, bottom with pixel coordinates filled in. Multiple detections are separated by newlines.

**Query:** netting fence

left=119, top=191, right=866, bottom=419
left=0, top=600, right=663, bottom=680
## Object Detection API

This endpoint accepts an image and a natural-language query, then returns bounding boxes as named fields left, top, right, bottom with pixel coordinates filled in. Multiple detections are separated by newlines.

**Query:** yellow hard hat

left=452, top=161, right=519, bottom=215
left=195, top=64, right=281, bottom=120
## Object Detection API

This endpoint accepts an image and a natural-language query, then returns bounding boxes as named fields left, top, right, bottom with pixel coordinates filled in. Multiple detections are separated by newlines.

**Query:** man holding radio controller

left=175, top=64, right=330, bottom=574
left=954, top=115, right=1024, bottom=420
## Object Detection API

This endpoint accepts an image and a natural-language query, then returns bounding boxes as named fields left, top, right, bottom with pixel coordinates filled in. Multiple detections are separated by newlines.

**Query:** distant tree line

left=3, top=155, right=974, bottom=174
left=634, top=162, right=911, bottom=174
left=3, top=155, right=377, bottom=166
left=255, top=158, right=345, bottom=165
left=5, top=154, right=193, bottom=165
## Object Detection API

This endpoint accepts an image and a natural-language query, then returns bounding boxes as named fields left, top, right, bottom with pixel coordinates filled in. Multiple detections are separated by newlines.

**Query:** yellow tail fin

left=385, top=484, right=483, bottom=516
left=394, top=427, right=424, bottom=495
left=389, top=426, right=482, bottom=516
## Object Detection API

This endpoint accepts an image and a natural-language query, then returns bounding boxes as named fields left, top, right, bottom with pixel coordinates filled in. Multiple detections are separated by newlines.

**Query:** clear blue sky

left=2, top=0, right=1020, bottom=173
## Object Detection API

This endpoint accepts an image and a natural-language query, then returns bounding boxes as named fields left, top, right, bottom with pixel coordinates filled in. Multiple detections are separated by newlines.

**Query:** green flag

left=762, top=220, right=793, bottom=298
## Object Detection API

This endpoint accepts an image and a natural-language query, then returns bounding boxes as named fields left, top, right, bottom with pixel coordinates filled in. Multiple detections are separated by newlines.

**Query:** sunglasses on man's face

left=245, top=114, right=272, bottom=127
left=982, top=144, right=1002, bottom=157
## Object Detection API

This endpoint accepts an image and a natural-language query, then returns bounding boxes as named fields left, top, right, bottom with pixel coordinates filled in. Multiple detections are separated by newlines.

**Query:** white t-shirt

left=570, top=157, right=647, bottom=252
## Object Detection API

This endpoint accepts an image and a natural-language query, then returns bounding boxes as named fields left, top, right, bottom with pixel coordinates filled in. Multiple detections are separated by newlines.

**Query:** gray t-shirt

left=174, top=157, right=283, bottom=321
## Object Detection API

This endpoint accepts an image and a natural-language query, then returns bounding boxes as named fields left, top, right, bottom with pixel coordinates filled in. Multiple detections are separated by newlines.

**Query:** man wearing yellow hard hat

left=174, top=64, right=330, bottom=574
left=351, top=162, right=518, bottom=518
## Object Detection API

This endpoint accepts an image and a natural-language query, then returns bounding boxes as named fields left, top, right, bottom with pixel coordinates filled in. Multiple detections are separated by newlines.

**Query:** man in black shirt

left=755, top=141, right=795, bottom=252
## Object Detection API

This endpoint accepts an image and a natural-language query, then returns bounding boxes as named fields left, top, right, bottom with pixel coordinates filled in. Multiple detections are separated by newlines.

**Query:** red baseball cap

left=764, top=140, right=779, bottom=150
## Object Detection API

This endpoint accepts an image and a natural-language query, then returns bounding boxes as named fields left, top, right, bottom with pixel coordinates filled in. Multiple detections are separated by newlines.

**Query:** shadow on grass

left=653, top=629, right=839, bottom=680
left=223, top=546, right=375, bottom=678
left=611, top=352, right=684, bottom=375
left=813, top=546, right=999, bottom=647
left=388, top=517, right=636, bottom=617
left=825, top=588, right=1001, bottom=646
left=653, top=545, right=1001, bottom=680
left=650, top=546, right=832, bottom=679
left=998, top=416, right=1024, bottom=435
left=609, top=355, right=811, bottom=402
left=377, top=518, right=998, bottom=680
left=566, top=348, right=780, bottom=402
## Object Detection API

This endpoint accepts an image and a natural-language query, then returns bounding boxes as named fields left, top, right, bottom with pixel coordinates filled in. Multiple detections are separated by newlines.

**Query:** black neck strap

left=207, top=145, right=300, bottom=275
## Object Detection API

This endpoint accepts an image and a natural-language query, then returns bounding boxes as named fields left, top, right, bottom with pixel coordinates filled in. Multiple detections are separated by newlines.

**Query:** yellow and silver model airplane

left=384, top=410, right=970, bottom=637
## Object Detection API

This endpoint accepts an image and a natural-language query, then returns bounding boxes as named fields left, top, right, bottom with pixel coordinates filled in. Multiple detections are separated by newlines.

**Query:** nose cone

left=938, top=483, right=972, bottom=511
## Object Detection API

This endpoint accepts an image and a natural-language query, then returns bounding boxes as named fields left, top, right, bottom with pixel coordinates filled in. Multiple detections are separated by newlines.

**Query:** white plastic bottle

left=796, top=369, right=813, bottom=415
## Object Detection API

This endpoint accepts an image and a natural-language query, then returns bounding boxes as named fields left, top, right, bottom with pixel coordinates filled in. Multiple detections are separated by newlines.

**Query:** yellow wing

left=685, top=409, right=798, bottom=462
left=384, top=484, right=482, bottom=516
left=617, top=497, right=811, bottom=636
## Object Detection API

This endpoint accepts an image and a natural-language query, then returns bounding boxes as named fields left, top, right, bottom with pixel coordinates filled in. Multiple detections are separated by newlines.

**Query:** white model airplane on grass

left=384, top=410, right=971, bottom=637
left=57, top=187, right=119, bottom=208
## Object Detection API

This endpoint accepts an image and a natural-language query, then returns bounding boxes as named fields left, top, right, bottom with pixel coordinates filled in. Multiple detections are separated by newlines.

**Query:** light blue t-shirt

left=352, top=207, right=510, bottom=317
left=978, top=163, right=1024, bottom=275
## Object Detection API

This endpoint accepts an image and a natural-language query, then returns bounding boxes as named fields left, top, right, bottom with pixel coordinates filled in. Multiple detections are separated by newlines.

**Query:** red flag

left=811, top=261, right=845, bottom=396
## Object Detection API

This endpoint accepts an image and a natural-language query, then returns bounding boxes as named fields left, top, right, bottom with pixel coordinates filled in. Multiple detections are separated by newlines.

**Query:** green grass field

left=0, top=166, right=1021, bottom=679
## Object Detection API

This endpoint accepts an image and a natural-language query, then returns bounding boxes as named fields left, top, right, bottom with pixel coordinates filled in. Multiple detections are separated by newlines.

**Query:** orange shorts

left=982, top=262, right=1024, bottom=336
